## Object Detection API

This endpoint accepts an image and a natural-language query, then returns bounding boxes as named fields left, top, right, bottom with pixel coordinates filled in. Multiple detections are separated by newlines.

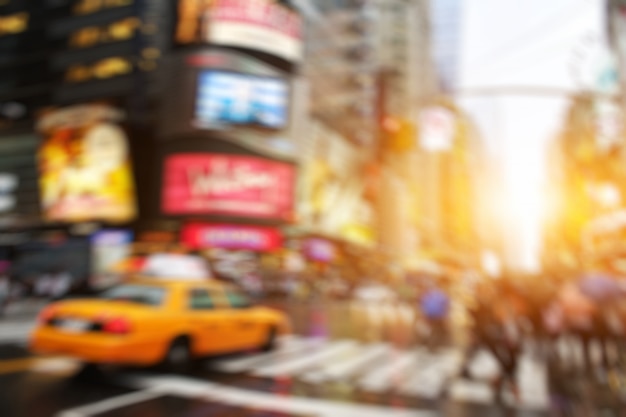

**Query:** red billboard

left=181, top=223, right=282, bottom=251
left=162, top=154, right=295, bottom=220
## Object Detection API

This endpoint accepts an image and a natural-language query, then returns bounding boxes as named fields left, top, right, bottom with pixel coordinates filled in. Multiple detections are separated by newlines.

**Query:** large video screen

left=195, top=71, right=289, bottom=130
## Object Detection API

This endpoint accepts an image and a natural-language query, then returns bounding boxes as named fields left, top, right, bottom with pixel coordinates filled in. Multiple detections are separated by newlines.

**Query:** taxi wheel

left=261, top=327, right=277, bottom=352
left=163, top=337, right=192, bottom=372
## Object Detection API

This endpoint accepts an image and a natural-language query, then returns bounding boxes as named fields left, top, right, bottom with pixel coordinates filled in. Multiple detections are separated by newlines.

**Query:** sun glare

left=500, top=135, right=547, bottom=273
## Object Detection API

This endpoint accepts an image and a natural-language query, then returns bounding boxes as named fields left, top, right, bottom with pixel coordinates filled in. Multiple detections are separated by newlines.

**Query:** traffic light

left=382, top=116, right=415, bottom=152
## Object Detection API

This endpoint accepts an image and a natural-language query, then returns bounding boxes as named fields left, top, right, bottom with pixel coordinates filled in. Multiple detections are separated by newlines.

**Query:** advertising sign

left=202, top=0, right=302, bottom=62
left=298, top=122, right=376, bottom=246
left=181, top=223, right=282, bottom=251
left=195, top=70, right=289, bottom=130
left=36, top=104, right=137, bottom=223
left=419, top=107, right=455, bottom=152
left=162, top=154, right=294, bottom=220
left=175, top=0, right=303, bottom=62
left=91, top=229, right=133, bottom=290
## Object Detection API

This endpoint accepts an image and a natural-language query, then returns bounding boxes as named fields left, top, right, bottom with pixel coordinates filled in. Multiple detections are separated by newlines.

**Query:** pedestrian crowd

left=417, top=273, right=626, bottom=402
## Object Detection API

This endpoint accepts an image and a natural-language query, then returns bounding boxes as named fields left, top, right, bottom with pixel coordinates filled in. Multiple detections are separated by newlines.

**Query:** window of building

left=64, top=56, right=133, bottom=83
left=69, top=17, right=139, bottom=48
left=73, top=0, right=132, bottom=16
left=0, top=12, right=28, bottom=37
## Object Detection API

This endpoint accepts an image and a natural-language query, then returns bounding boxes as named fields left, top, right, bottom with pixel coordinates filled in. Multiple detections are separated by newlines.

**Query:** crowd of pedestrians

left=416, top=273, right=626, bottom=402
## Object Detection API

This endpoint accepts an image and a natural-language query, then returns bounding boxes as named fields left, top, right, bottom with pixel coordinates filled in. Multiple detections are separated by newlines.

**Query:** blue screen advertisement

left=195, top=71, right=289, bottom=130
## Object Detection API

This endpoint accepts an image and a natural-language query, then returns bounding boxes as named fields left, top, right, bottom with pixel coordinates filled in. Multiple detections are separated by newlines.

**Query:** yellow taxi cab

left=30, top=265, right=291, bottom=370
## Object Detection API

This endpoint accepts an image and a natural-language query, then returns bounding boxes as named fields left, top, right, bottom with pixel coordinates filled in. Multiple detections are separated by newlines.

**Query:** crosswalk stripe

left=449, top=379, right=495, bottom=403
left=399, top=348, right=469, bottom=398
left=212, top=336, right=322, bottom=373
left=0, top=325, right=34, bottom=333
left=467, top=349, right=500, bottom=381
left=300, top=343, right=390, bottom=383
left=357, top=350, right=420, bottom=392
left=0, top=329, right=33, bottom=343
left=516, top=354, right=549, bottom=409
left=253, top=340, right=359, bottom=378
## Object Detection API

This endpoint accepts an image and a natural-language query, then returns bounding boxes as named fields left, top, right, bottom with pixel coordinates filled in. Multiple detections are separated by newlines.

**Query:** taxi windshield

left=99, top=284, right=166, bottom=306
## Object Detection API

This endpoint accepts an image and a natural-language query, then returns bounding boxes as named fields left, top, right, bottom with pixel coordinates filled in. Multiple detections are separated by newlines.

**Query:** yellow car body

left=30, top=278, right=290, bottom=367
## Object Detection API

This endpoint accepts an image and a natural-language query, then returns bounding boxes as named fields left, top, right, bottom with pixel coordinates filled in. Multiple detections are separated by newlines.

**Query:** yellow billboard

left=36, top=104, right=137, bottom=223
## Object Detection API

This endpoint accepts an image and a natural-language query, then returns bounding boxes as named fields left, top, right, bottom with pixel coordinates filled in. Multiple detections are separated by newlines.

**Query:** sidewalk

left=3, top=299, right=48, bottom=320
left=0, top=299, right=47, bottom=344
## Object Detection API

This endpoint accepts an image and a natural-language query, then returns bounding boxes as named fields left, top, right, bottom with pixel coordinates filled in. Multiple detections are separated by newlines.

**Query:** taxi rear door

left=224, top=289, right=266, bottom=349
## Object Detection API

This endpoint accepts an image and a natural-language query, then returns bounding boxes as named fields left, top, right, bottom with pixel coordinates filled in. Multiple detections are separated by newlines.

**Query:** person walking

left=489, top=282, right=524, bottom=401
left=419, top=278, right=451, bottom=350
left=558, top=281, right=597, bottom=371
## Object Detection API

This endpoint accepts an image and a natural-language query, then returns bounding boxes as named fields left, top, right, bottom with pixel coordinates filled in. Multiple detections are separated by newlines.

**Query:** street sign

left=419, top=107, right=455, bottom=152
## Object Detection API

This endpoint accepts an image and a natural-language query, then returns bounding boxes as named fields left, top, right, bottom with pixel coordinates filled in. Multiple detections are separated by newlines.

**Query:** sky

left=456, top=0, right=613, bottom=272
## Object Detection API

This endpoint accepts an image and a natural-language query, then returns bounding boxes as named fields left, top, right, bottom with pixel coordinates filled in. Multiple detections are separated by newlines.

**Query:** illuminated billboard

left=181, top=223, right=282, bottom=251
left=162, top=153, right=295, bottom=221
left=195, top=70, right=289, bottom=130
left=176, top=0, right=303, bottom=62
left=37, top=104, right=137, bottom=223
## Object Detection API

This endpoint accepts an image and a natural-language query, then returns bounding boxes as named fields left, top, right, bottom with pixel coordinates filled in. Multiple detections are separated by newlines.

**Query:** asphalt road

left=0, top=298, right=621, bottom=417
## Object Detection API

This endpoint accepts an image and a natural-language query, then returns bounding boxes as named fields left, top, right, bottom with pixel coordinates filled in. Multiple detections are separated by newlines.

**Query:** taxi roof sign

left=141, top=253, right=212, bottom=281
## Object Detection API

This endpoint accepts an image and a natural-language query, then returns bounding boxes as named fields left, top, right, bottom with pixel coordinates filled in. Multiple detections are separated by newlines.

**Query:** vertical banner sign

left=36, top=104, right=137, bottom=223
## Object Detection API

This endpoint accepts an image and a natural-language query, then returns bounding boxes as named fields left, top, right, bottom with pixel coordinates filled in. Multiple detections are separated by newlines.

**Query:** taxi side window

left=189, top=288, right=214, bottom=310
left=226, top=290, right=251, bottom=309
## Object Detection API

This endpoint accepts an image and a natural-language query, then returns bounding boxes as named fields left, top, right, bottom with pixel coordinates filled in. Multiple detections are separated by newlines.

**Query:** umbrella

left=578, top=274, right=622, bottom=300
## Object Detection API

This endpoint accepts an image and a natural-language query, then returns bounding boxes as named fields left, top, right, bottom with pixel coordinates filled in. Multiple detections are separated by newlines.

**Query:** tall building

left=297, top=0, right=378, bottom=148
left=295, top=0, right=438, bottom=268
left=430, top=0, right=462, bottom=93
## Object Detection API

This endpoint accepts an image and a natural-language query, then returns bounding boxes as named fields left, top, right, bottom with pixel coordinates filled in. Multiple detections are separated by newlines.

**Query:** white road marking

left=31, top=358, right=80, bottom=375
left=449, top=379, right=495, bottom=403
left=128, top=374, right=438, bottom=417
left=212, top=336, right=549, bottom=410
left=212, top=335, right=320, bottom=373
left=357, top=350, right=420, bottom=392
left=398, top=348, right=464, bottom=398
left=56, top=389, right=165, bottom=417
left=516, top=353, right=549, bottom=409
left=253, top=340, right=359, bottom=377
left=0, top=322, right=35, bottom=342
left=300, top=343, right=390, bottom=383
left=467, top=349, right=500, bottom=380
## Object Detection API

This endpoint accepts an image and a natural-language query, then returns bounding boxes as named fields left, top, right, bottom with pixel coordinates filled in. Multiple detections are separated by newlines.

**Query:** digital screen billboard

left=37, top=104, right=137, bottom=223
left=195, top=71, right=289, bottom=130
